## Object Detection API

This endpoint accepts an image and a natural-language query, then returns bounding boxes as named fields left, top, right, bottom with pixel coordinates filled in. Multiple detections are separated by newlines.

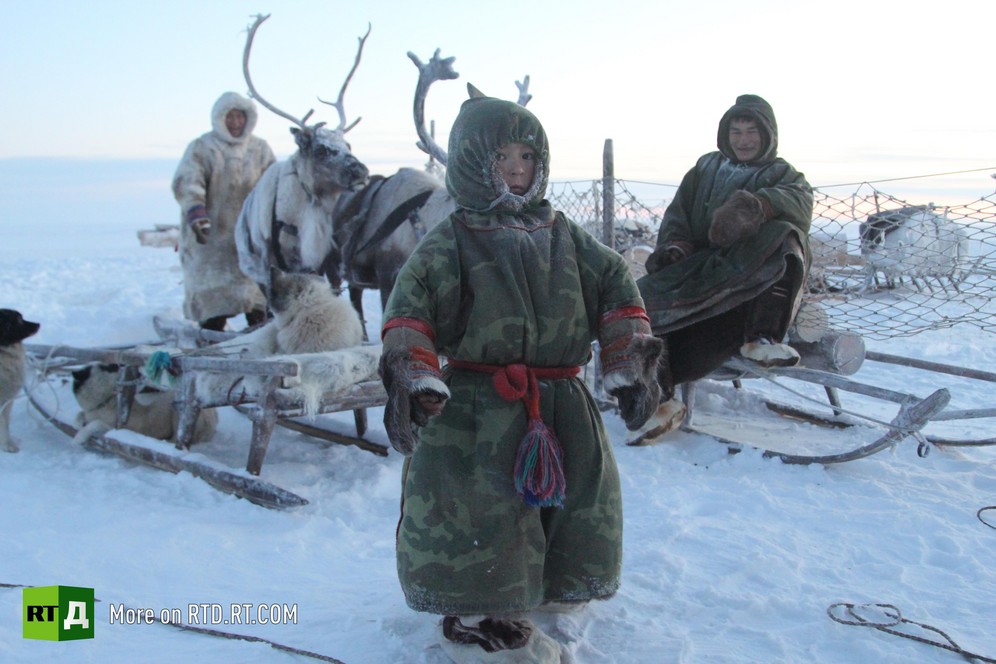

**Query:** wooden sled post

left=246, top=376, right=281, bottom=476
left=115, top=364, right=140, bottom=428
left=174, top=371, right=201, bottom=450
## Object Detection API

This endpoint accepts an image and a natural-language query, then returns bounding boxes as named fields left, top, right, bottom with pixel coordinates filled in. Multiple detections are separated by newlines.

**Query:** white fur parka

left=172, top=92, right=276, bottom=322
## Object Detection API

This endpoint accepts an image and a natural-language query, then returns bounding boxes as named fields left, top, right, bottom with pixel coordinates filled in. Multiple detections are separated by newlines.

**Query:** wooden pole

left=602, top=139, right=615, bottom=249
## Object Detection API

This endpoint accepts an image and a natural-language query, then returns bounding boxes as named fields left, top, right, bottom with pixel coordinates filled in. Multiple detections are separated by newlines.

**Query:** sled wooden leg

left=174, top=372, right=200, bottom=450
left=115, top=365, right=139, bottom=428
left=353, top=408, right=367, bottom=437
left=824, top=385, right=843, bottom=417
left=246, top=377, right=280, bottom=476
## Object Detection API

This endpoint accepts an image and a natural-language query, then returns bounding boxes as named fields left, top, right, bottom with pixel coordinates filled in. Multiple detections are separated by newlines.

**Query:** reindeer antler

left=243, top=14, right=317, bottom=129
left=409, top=49, right=459, bottom=166
left=515, top=75, right=532, bottom=107
left=317, top=23, right=371, bottom=134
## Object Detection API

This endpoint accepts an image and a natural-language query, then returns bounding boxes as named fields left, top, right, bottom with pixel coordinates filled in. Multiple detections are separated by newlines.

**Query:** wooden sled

left=151, top=317, right=382, bottom=452
left=25, top=335, right=389, bottom=509
left=680, top=357, right=952, bottom=464
left=27, top=389, right=308, bottom=509
left=624, top=320, right=994, bottom=463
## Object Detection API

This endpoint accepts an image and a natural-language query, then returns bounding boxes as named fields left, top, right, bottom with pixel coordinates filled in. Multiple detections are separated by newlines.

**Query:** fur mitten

left=601, top=334, right=665, bottom=431
left=378, top=345, right=450, bottom=456
left=709, top=190, right=768, bottom=247
left=645, top=241, right=693, bottom=274
left=186, top=204, right=211, bottom=244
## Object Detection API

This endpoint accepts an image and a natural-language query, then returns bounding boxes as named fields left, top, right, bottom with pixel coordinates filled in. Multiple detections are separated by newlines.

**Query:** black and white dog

left=72, top=363, right=218, bottom=444
left=0, top=309, right=41, bottom=452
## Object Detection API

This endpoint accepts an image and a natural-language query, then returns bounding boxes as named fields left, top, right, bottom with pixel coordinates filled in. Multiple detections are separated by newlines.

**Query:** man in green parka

left=379, top=91, right=663, bottom=662
left=633, top=94, right=814, bottom=444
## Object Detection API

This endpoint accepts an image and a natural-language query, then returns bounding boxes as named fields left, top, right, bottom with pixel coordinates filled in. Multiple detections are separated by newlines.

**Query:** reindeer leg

left=349, top=285, right=367, bottom=342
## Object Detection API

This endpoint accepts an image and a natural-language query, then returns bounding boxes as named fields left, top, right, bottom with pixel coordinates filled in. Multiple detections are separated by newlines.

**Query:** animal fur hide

left=193, top=273, right=376, bottom=416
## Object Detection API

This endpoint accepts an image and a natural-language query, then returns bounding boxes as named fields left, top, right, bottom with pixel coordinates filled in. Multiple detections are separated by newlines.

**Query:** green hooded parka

left=382, top=96, right=646, bottom=615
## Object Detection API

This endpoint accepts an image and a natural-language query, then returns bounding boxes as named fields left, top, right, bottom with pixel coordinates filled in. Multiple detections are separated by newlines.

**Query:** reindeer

left=333, top=50, right=532, bottom=333
left=859, top=205, right=970, bottom=293
left=235, top=14, right=371, bottom=298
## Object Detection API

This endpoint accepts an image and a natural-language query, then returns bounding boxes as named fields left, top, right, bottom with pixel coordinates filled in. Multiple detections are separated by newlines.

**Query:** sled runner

left=672, top=349, right=994, bottom=464
left=24, top=328, right=389, bottom=509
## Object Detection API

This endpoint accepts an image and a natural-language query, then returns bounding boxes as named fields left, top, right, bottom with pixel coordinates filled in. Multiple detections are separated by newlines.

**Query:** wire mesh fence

left=548, top=179, right=996, bottom=340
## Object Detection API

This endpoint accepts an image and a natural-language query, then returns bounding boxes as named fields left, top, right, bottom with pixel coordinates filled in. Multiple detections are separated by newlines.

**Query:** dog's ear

left=0, top=309, right=18, bottom=344
left=72, top=366, right=93, bottom=390
left=98, top=363, right=119, bottom=373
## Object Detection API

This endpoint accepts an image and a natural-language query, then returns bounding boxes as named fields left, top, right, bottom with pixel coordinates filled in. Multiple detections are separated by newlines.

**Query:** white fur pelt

left=194, top=272, right=377, bottom=416
left=0, top=344, right=27, bottom=452
left=72, top=364, right=218, bottom=443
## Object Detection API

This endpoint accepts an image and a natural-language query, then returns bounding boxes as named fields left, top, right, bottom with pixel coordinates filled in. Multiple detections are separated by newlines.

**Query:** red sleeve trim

left=382, top=317, right=436, bottom=343
left=599, top=306, right=651, bottom=327
left=408, top=346, right=441, bottom=371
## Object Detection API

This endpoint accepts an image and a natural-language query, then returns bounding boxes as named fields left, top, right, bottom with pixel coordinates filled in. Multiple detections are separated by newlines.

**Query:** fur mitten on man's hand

left=645, top=246, right=682, bottom=274
left=378, top=345, right=450, bottom=456
left=186, top=205, right=211, bottom=244
left=602, top=334, right=665, bottom=431
left=708, top=190, right=768, bottom=247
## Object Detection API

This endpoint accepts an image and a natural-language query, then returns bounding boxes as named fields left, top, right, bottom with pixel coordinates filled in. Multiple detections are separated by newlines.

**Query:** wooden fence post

left=602, top=138, right=615, bottom=248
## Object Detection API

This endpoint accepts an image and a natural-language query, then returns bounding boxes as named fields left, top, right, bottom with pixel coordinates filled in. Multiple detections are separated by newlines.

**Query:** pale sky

left=3, top=0, right=994, bottom=198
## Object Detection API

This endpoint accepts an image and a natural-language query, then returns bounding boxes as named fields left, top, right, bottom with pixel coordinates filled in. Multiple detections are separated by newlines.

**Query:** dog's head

left=268, top=269, right=332, bottom=316
left=0, top=309, right=40, bottom=346
left=71, top=363, right=119, bottom=406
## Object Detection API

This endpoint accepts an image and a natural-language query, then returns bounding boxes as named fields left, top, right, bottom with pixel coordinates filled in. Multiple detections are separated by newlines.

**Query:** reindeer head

left=244, top=14, right=371, bottom=197
left=290, top=126, right=369, bottom=197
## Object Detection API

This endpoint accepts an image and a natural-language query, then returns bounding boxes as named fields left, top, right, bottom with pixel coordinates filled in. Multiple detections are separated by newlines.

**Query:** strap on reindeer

left=353, top=189, right=434, bottom=257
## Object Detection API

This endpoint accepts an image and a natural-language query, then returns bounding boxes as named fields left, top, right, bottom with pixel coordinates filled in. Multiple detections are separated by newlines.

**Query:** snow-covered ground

left=1, top=182, right=995, bottom=663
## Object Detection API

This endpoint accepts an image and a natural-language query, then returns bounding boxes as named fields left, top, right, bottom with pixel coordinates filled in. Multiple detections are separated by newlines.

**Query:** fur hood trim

left=211, top=91, right=259, bottom=145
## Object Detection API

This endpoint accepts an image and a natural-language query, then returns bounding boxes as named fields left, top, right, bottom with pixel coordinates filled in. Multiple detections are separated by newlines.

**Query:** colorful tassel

left=513, top=417, right=566, bottom=508
left=144, top=350, right=178, bottom=386
left=446, top=359, right=578, bottom=509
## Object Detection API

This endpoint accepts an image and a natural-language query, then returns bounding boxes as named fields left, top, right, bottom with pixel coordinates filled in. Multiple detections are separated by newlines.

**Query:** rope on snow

left=979, top=506, right=996, bottom=530
left=828, top=602, right=996, bottom=663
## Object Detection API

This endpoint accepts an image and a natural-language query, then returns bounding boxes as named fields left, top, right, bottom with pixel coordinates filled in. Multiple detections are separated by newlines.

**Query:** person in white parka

left=172, top=91, right=276, bottom=331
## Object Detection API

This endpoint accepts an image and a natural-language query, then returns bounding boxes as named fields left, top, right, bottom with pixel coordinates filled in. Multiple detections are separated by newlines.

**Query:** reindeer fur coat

left=172, top=92, right=275, bottom=322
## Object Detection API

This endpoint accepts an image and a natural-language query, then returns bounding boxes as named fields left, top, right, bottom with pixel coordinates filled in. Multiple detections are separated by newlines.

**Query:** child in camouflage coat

left=379, top=90, right=662, bottom=662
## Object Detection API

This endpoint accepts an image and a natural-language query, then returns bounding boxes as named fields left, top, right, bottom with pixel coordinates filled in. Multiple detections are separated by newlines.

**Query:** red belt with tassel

left=447, top=359, right=580, bottom=508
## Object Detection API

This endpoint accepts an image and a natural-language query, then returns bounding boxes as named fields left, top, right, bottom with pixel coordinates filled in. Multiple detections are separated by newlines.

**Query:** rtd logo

left=22, top=585, right=95, bottom=641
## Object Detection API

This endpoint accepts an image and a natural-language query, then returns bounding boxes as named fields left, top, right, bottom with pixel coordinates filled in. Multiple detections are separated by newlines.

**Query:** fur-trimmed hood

left=211, top=91, right=259, bottom=145
left=445, top=92, right=549, bottom=213
left=716, top=94, right=778, bottom=165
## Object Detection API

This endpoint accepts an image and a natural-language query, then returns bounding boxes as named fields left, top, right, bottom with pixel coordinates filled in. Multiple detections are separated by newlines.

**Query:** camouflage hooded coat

left=637, top=94, right=813, bottom=336
left=382, top=96, right=648, bottom=615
